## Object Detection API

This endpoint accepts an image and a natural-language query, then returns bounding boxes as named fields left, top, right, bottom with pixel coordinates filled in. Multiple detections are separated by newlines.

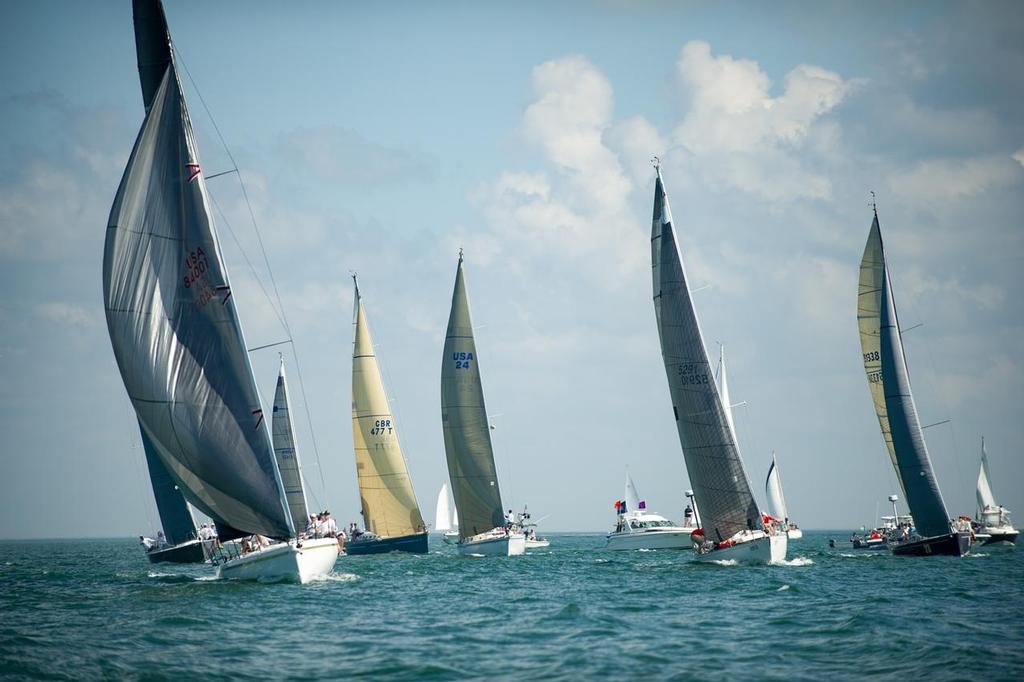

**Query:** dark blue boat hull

left=890, top=532, right=970, bottom=557
left=345, top=532, right=428, bottom=556
left=146, top=539, right=210, bottom=564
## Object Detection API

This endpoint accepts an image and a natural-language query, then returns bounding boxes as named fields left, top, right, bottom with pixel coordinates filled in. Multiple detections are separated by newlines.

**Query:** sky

left=1, top=1, right=1022, bottom=539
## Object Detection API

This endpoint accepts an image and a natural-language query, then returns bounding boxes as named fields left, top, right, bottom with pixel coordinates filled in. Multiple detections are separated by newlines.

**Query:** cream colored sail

left=350, top=279, right=425, bottom=538
left=857, top=214, right=903, bottom=492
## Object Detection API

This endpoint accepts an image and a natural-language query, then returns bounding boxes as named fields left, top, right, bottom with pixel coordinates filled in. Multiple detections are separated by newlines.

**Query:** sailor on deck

left=139, top=536, right=155, bottom=551
left=322, top=511, right=338, bottom=538
left=156, top=530, right=167, bottom=548
left=505, top=509, right=515, bottom=530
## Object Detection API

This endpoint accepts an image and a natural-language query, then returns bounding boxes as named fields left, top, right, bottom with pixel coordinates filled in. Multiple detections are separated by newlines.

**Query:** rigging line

left=176, top=47, right=328, bottom=502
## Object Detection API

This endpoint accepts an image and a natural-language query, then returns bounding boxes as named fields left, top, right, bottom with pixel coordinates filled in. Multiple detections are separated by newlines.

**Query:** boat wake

left=707, top=559, right=739, bottom=566
left=777, top=584, right=791, bottom=591
left=774, top=557, right=814, bottom=567
left=315, top=572, right=359, bottom=583
left=838, top=552, right=883, bottom=559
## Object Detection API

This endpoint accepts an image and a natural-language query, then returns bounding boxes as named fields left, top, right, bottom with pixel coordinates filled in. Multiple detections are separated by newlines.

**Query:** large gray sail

left=441, top=254, right=505, bottom=538
left=103, top=7, right=293, bottom=540
left=139, top=419, right=197, bottom=545
left=272, top=360, right=310, bottom=533
left=874, top=223, right=951, bottom=538
left=651, top=169, right=761, bottom=543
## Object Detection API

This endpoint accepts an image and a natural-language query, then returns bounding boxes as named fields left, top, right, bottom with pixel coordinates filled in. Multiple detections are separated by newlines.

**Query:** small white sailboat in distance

left=440, top=251, right=525, bottom=557
left=650, top=161, right=786, bottom=564
left=605, top=472, right=697, bottom=550
left=765, top=453, right=803, bottom=540
left=104, top=0, right=336, bottom=582
left=973, top=438, right=1018, bottom=545
left=435, top=483, right=460, bottom=545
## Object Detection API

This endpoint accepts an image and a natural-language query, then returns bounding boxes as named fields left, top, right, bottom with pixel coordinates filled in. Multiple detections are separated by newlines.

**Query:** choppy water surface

left=1, top=533, right=1021, bottom=680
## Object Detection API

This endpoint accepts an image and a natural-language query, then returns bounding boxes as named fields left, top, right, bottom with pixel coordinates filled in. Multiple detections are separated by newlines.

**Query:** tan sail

left=350, top=280, right=425, bottom=538
left=857, top=212, right=903, bottom=492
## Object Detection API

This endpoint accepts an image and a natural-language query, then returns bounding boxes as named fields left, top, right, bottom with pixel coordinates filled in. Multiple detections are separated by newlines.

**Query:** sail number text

left=452, top=351, right=474, bottom=369
left=863, top=351, right=880, bottom=363
left=676, top=363, right=709, bottom=386
left=183, top=247, right=217, bottom=307
left=370, top=419, right=393, bottom=435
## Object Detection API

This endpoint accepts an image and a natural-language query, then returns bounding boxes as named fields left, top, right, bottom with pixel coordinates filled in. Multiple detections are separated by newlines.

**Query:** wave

left=774, top=556, right=814, bottom=566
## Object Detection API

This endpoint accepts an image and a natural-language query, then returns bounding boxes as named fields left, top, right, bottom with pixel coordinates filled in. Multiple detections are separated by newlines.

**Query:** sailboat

left=857, top=203, right=970, bottom=556
left=441, top=252, right=525, bottom=557
left=435, top=483, right=460, bottom=545
left=139, top=423, right=212, bottom=563
left=765, top=453, right=803, bottom=540
left=973, top=438, right=1018, bottom=545
left=650, top=163, right=786, bottom=564
left=104, top=0, right=338, bottom=582
left=347, top=278, right=429, bottom=554
left=605, top=472, right=696, bottom=550
left=271, top=358, right=311, bottom=534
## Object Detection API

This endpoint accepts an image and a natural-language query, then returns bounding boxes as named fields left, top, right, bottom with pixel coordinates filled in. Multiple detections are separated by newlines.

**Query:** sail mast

left=441, top=252, right=505, bottom=538
left=651, top=165, right=761, bottom=543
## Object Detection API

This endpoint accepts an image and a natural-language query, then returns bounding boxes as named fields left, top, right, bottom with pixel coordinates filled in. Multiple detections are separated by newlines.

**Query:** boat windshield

left=629, top=519, right=674, bottom=529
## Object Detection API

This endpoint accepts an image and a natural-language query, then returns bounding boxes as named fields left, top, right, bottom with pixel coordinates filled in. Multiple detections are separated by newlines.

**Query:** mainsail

left=272, top=359, right=310, bottom=533
left=977, top=437, right=997, bottom=514
left=651, top=168, right=761, bottom=543
left=441, top=254, right=505, bottom=538
left=435, top=483, right=453, bottom=532
left=139, top=420, right=197, bottom=545
left=351, top=280, right=425, bottom=538
left=857, top=211, right=951, bottom=539
left=103, top=0, right=293, bottom=540
left=765, top=453, right=789, bottom=523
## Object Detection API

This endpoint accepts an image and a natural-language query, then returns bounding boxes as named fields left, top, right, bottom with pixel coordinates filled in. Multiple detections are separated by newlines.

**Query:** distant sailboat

left=857, top=203, right=970, bottom=556
left=104, top=0, right=337, bottom=582
left=765, top=453, right=803, bottom=540
left=973, top=438, right=1018, bottom=545
left=650, top=162, right=786, bottom=564
left=435, top=483, right=460, bottom=545
left=348, top=278, right=428, bottom=555
left=271, top=358, right=311, bottom=534
left=441, top=252, right=525, bottom=557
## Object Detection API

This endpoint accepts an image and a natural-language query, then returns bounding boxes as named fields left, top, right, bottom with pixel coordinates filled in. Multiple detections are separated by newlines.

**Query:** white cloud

left=887, top=154, right=1022, bottom=202
left=1014, top=148, right=1024, bottom=168
left=34, top=302, right=94, bottom=328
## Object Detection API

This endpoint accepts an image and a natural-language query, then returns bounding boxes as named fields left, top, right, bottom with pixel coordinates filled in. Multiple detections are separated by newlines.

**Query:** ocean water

left=1, top=532, right=1021, bottom=680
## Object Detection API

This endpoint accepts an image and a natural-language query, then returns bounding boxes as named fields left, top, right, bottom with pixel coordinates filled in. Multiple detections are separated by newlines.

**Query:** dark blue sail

left=139, top=420, right=197, bottom=545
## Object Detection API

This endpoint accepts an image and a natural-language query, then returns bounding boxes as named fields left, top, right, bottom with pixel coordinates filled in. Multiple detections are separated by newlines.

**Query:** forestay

left=441, top=255, right=505, bottom=538
left=103, top=8, right=293, bottom=540
left=651, top=169, right=760, bottom=543
left=351, top=282, right=425, bottom=538
left=272, top=360, right=310, bottom=533
left=859, top=212, right=951, bottom=539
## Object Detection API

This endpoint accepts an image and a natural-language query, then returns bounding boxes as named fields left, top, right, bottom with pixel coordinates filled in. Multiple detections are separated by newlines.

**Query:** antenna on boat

left=869, top=190, right=878, bottom=218
left=458, top=247, right=464, bottom=263
left=651, top=155, right=660, bottom=170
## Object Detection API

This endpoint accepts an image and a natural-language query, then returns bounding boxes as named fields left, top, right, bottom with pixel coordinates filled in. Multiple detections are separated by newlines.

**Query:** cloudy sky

left=1, top=1, right=1021, bottom=538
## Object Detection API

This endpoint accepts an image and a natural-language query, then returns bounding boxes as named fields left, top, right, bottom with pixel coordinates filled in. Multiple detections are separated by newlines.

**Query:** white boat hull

left=217, top=538, right=339, bottom=583
left=605, top=529, right=694, bottom=551
left=787, top=528, right=803, bottom=540
left=457, top=532, right=525, bottom=557
left=693, top=531, right=787, bottom=565
left=442, top=530, right=460, bottom=545
left=525, top=539, right=550, bottom=549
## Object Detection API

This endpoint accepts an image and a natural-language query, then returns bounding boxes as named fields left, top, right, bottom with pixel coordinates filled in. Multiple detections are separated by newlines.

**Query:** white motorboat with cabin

left=440, top=252, right=525, bottom=557
left=517, top=507, right=550, bottom=549
left=605, top=473, right=696, bottom=550
left=650, top=161, right=786, bottom=565
left=104, top=0, right=337, bottom=582
left=973, top=438, right=1018, bottom=545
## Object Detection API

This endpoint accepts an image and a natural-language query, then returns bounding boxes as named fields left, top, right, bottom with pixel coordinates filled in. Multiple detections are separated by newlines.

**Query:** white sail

left=765, top=453, right=788, bottom=522
left=715, top=346, right=738, bottom=441
left=624, top=472, right=641, bottom=513
left=272, top=359, right=310, bottom=533
left=435, top=483, right=452, bottom=532
left=104, top=13, right=292, bottom=540
left=977, top=437, right=997, bottom=513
